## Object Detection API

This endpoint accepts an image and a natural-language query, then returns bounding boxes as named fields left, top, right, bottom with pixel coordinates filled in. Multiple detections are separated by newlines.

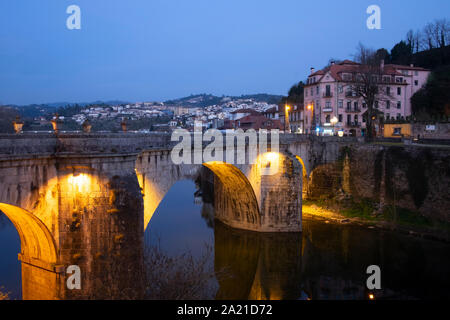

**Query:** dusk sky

left=1, top=0, right=449, bottom=105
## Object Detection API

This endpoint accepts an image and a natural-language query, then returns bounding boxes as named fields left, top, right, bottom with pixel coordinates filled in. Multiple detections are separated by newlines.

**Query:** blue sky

left=0, top=0, right=449, bottom=105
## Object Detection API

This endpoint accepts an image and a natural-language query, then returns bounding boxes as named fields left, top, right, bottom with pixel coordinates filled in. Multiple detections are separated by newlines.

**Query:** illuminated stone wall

left=0, top=155, right=145, bottom=300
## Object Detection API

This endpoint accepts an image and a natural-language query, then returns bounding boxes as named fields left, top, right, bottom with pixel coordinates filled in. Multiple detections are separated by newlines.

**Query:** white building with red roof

left=303, top=60, right=430, bottom=136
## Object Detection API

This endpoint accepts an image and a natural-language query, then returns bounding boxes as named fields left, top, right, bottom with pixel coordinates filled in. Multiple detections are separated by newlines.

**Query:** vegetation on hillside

left=412, top=65, right=450, bottom=117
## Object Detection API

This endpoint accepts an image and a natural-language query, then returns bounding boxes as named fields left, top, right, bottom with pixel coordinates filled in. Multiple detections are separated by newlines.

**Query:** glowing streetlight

left=307, top=104, right=315, bottom=132
left=331, top=116, right=338, bottom=135
left=284, top=104, right=291, bottom=133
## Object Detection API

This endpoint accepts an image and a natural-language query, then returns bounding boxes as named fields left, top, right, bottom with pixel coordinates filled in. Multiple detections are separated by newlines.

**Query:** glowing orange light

left=68, top=173, right=90, bottom=192
left=369, top=293, right=375, bottom=300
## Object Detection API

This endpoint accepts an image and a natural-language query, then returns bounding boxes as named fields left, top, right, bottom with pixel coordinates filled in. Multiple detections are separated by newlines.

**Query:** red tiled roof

left=306, top=60, right=411, bottom=84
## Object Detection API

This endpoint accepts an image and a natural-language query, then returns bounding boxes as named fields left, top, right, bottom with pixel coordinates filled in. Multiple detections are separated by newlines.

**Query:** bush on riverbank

left=144, top=242, right=219, bottom=300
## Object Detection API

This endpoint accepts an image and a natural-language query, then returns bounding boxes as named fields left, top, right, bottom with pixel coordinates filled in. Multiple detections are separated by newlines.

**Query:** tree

left=350, top=44, right=388, bottom=141
left=390, top=41, right=412, bottom=65
left=406, top=29, right=421, bottom=54
left=411, top=65, right=450, bottom=118
left=287, top=81, right=305, bottom=104
left=421, top=19, right=450, bottom=50
left=375, top=48, right=391, bottom=63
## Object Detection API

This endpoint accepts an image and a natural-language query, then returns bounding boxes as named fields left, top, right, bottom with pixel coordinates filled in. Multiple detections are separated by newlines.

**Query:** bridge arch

left=138, top=160, right=261, bottom=232
left=0, top=203, right=58, bottom=266
left=203, top=161, right=261, bottom=231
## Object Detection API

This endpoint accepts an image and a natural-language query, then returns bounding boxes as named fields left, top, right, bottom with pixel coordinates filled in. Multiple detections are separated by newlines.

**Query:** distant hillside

left=164, top=93, right=283, bottom=108
left=6, top=100, right=130, bottom=119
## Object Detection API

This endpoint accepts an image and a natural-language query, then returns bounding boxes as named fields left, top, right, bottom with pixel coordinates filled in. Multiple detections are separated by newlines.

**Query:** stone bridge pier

left=0, top=154, right=145, bottom=300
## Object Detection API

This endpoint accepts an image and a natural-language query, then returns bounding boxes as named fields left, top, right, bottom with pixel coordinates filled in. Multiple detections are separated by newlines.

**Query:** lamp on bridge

left=121, top=119, right=127, bottom=132
left=51, top=113, right=61, bottom=134
left=82, top=119, right=92, bottom=133
left=12, top=116, right=24, bottom=134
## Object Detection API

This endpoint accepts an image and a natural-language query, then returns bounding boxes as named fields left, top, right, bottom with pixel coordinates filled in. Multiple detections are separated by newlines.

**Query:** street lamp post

left=285, top=104, right=291, bottom=133
left=331, top=116, right=338, bottom=136
left=307, top=103, right=314, bottom=133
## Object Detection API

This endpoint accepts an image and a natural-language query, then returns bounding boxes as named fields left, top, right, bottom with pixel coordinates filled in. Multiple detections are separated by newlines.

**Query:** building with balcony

left=303, top=60, right=430, bottom=136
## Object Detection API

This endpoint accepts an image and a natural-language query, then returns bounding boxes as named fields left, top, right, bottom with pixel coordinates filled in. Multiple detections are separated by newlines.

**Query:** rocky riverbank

left=303, top=201, right=450, bottom=243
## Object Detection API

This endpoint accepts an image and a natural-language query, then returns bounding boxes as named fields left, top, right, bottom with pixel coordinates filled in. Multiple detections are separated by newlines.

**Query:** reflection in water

left=214, top=222, right=302, bottom=300
left=1, top=169, right=449, bottom=300
left=302, top=218, right=450, bottom=300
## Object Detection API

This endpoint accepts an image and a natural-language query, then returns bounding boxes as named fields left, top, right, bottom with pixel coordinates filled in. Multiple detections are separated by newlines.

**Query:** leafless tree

left=435, top=18, right=450, bottom=48
left=406, top=29, right=421, bottom=53
left=420, top=19, right=450, bottom=50
left=350, top=43, right=390, bottom=141
left=423, top=22, right=436, bottom=50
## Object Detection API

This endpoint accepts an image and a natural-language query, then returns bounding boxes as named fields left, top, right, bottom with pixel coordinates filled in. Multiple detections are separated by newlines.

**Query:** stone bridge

left=0, top=132, right=357, bottom=299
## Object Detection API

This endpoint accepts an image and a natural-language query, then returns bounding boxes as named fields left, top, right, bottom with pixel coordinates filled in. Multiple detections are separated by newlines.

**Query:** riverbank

left=302, top=200, right=450, bottom=243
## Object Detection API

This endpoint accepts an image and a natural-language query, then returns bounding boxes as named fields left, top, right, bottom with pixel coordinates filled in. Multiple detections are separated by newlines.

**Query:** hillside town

left=22, top=58, right=447, bottom=141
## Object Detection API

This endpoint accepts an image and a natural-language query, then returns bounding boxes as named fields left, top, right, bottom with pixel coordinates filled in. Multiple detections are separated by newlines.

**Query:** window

left=362, top=102, right=367, bottom=108
left=397, top=87, right=401, bottom=95
left=397, top=101, right=401, bottom=109
left=393, top=127, right=402, bottom=136
left=316, top=86, right=319, bottom=95
left=375, top=101, right=379, bottom=109
left=386, top=87, right=391, bottom=96
left=396, top=77, right=403, bottom=83
left=311, top=88, right=313, bottom=96
left=326, top=115, right=331, bottom=123
left=354, top=102, right=358, bottom=110
left=339, top=114, right=343, bottom=123
left=386, top=100, right=390, bottom=109
left=415, top=71, right=419, bottom=76
left=354, top=115, right=358, bottom=123
left=347, top=115, right=351, bottom=124
left=325, top=101, right=331, bottom=108
left=338, top=85, right=343, bottom=93
left=386, top=113, right=390, bottom=120
left=305, top=90, right=308, bottom=97
left=338, top=100, right=343, bottom=108
left=415, top=80, right=419, bottom=86
left=397, top=113, right=401, bottom=119
left=347, top=101, right=351, bottom=109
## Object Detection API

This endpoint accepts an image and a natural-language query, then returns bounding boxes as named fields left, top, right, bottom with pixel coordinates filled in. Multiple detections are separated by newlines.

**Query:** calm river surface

left=1, top=179, right=449, bottom=300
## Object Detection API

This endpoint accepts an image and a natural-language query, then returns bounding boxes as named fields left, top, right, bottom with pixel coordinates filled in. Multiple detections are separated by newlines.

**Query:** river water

left=0, top=179, right=449, bottom=300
